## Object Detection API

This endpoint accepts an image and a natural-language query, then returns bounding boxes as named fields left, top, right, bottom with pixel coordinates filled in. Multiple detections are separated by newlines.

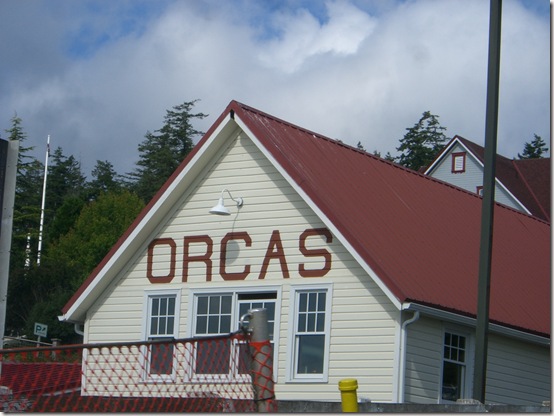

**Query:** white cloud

left=258, top=1, right=378, bottom=73
left=0, top=0, right=549, bottom=178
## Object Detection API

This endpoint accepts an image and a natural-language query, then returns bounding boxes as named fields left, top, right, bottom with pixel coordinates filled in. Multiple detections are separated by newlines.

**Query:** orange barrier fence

left=0, top=330, right=274, bottom=412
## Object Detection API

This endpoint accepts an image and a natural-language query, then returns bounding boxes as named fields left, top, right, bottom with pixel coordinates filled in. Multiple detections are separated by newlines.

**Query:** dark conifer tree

left=517, top=134, right=548, bottom=159
left=128, top=100, right=207, bottom=203
left=5, top=115, right=42, bottom=270
left=396, top=111, right=449, bottom=171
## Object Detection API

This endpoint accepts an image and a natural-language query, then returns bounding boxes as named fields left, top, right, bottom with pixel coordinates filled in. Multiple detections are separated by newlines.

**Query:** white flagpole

left=37, top=135, right=50, bottom=266
left=24, top=233, right=31, bottom=269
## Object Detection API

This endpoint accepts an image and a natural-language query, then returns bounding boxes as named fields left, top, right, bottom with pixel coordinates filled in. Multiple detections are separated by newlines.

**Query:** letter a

left=258, top=230, right=290, bottom=279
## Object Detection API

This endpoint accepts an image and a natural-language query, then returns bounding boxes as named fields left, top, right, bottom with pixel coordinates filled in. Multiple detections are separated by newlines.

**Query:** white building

left=59, top=101, right=550, bottom=405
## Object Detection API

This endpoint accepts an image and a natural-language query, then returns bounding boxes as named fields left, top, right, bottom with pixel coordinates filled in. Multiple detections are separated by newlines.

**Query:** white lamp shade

left=209, top=197, right=231, bottom=215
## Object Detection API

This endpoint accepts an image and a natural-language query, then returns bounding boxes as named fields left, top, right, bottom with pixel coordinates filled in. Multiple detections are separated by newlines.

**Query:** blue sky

left=0, top=0, right=550, bottom=177
left=65, top=1, right=172, bottom=59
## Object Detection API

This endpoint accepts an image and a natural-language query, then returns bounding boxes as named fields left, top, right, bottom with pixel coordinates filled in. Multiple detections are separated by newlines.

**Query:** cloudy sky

left=1, top=0, right=550, bottom=178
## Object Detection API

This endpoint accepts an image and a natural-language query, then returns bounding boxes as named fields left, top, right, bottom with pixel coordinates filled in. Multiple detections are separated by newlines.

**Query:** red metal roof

left=62, top=100, right=550, bottom=338
left=232, top=101, right=550, bottom=337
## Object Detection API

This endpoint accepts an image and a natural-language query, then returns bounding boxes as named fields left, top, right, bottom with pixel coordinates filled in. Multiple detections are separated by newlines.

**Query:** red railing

left=0, top=331, right=274, bottom=412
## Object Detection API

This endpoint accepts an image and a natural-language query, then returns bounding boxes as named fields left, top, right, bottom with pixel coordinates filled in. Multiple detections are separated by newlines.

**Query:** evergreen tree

left=4, top=115, right=145, bottom=341
left=4, top=115, right=45, bottom=334
left=5, top=115, right=43, bottom=270
left=47, top=147, right=86, bottom=212
left=48, top=190, right=144, bottom=290
left=24, top=289, right=80, bottom=343
left=10, top=190, right=144, bottom=341
left=396, top=111, right=449, bottom=171
left=384, top=152, right=395, bottom=162
left=128, top=100, right=207, bottom=202
left=38, top=147, right=87, bottom=251
left=6, top=114, right=34, bottom=165
left=86, top=160, right=123, bottom=200
left=371, top=150, right=395, bottom=161
left=8, top=258, right=79, bottom=340
left=517, top=134, right=548, bottom=159
left=46, top=196, right=86, bottom=244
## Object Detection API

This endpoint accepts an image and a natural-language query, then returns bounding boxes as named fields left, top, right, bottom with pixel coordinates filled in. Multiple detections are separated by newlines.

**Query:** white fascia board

left=60, top=113, right=239, bottom=323
left=402, top=302, right=549, bottom=346
left=233, top=115, right=402, bottom=311
left=423, top=138, right=461, bottom=175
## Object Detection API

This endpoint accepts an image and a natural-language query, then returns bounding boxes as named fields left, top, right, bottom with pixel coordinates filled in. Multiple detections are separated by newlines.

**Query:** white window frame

left=286, top=283, right=333, bottom=383
left=141, top=288, right=181, bottom=382
left=187, top=286, right=281, bottom=382
left=190, top=292, right=235, bottom=383
left=439, top=327, right=473, bottom=403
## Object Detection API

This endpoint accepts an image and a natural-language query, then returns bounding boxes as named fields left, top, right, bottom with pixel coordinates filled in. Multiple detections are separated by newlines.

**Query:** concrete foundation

left=275, top=400, right=551, bottom=413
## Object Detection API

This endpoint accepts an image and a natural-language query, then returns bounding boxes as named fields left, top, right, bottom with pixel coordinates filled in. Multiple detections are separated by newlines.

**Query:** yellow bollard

left=338, top=378, right=358, bottom=412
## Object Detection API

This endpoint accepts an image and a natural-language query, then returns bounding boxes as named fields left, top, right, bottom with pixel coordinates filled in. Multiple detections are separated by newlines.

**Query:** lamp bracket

left=222, top=189, right=243, bottom=207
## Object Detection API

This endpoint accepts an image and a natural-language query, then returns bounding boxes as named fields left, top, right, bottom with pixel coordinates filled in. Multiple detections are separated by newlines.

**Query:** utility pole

left=473, top=0, right=502, bottom=403
left=0, top=139, right=19, bottom=349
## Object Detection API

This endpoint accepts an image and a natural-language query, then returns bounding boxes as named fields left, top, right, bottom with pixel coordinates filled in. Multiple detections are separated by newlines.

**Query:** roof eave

left=403, top=302, right=550, bottom=346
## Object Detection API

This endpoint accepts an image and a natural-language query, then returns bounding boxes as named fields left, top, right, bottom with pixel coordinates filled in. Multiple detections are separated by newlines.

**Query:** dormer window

left=451, top=152, right=466, bottom=173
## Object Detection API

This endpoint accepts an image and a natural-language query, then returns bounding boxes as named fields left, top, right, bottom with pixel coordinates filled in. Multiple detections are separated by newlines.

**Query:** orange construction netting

left=0, top=331, right=275, bottom=412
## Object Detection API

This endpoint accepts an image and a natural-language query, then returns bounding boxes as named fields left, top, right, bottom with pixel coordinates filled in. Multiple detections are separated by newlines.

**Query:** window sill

left=285, top=377, right=328, bottom=384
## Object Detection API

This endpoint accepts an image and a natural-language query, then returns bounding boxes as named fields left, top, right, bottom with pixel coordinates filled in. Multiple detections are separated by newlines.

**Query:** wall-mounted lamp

left=209, top=189, right=243, bottom=215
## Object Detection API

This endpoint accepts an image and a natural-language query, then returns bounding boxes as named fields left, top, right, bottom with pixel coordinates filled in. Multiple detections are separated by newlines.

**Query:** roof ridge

left=235, top=101, right=443, bottom=175
left=236, top=102, right=550, bottom=225
left=235, top=101, right=333, bottom=140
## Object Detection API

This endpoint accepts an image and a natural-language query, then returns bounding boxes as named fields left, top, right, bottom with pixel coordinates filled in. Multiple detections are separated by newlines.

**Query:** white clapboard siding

left=430, top=144, right=484, bottom=193
left=85, top=130, right=399, bottom=402
left=485, top=333, right=550, bottom=405
left=402, top=315, right=550, bottom=406
left=403, top=316, right=442, bottom=404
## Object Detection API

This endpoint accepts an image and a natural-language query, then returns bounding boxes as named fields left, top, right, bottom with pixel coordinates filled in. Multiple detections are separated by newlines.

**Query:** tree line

left=3, top=102, right=547, bottom=344
left=361, top=111, right=548, bottom=171
left=4, top=100, right=206, bottom=343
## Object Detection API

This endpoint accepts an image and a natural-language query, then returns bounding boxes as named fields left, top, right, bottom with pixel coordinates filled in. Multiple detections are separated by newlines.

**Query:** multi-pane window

left=442, top=332, right=466, bottom=402
left=147, top=294, right=177, bottom=376
left=289, top=287, right=331, bottom=381
left=192, top=291, right=277, bottom=378
left=194, top=294, right=232, bottom=375
left=195, top=294, right=232, bottom=335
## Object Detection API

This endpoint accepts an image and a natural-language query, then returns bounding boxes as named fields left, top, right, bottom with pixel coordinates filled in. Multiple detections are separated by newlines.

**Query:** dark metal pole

left=0, top=139, right=19, bottom=355
left=473, top=0, right=502, bottom=403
